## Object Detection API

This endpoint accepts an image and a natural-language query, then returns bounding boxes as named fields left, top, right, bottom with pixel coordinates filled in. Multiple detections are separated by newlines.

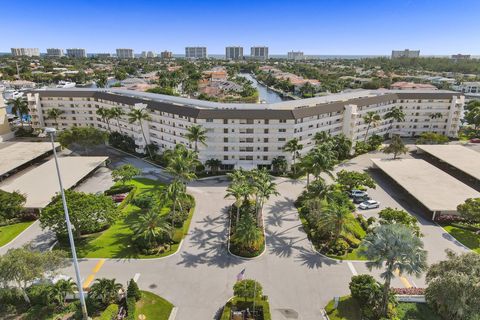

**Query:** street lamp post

left=45, top=127, right=89, bottom=320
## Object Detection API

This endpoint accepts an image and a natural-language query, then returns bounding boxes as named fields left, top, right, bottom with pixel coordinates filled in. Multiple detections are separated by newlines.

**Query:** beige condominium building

left=0, top=99, right=14, bottom=141
left=116, top=48, right=134, bottom=59
left=11, top=48, right=40, bottom=57
left=27, top=89, right=464, bottom=170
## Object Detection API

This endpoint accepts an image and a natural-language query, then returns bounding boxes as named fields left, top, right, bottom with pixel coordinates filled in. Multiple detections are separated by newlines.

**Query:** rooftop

left=0, top=142, right=60, bottom=177
left=416, top=145, right=480, bottom=181
left=371, top=158, right=480, bottom=212
left=0, top=156, right=108, bottom=208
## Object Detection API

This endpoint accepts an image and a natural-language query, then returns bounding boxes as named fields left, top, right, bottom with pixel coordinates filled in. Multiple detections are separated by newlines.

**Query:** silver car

left=358, top=200, right=380, bottom=210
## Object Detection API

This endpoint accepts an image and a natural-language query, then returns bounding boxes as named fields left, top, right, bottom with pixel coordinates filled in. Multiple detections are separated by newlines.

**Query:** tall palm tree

left=185, top=125, right=207, bottom=152
left=165, top=151, right=198, bottom=183
left=253, top=169, right=279, bottom=226
left=332, top=134, right=353, bottom=160
left=8, top=97, right=29, bottom=128
left=128, top=107, right=153, bottom=158
left=53, top=278, right=76, bottom=306
left=109, top=107, right=125, bottom=133
left=363, top=111, right=382, bottom=142
left=46, top=108, right=64, bottom=129
left=225, top=181, right=251, bottom=225
left=360, top=224, right=427, bottom=317
left=283, top=138, right=303, bottom=174
left=313, top=131, right=331, bottom=145
left=384, top=107, right=406, bottom=136
left=96, top=107, right=112, bottom=132
left=307, top=143, right=336, bottom=181
left=227, top=169, right=246, bottom=185
left=234, top=213, right=262, bottom=249
left=162, top=180, right=189, bottom=228
left=318, top=202, right=355, bottom=245
left=271, top=156, right=288, bottom=174
left=89, top=278, right=123, bottom=306
left=205, top=158, right=222, bottom=174
left=131, top=209, right=172, bottom=247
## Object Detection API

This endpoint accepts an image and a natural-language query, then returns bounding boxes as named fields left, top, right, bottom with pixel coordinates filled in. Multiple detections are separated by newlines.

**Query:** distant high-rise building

left=116, top=48, right=134, bottom=59
left=451, top=54, right=471, bottom=60
left=46, top=48, right=64, bottom=57
left=391, top=49, right=420, bottom=58
left=225, top=46, right=243, bottom=60
left=66, top=48, right=86, bottom=58
left=141, top=51, right=156, bottom=58
left=95, top=53, right=112, bottom=58
left=11, top=48, right=40, bottom=57
left=250, top=46, right=269, bottom=60
left=287, top=51, right=304, bottom=60
left=185, top=47, right=207, bottom=59
left=160, top=51, right=173, bottom=59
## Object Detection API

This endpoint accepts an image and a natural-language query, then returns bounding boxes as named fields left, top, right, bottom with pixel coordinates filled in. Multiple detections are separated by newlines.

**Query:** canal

left=238, top=73, right=289, bottom=103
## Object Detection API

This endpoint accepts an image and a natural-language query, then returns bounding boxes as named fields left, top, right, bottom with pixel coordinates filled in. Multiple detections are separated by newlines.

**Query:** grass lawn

left=57, top=178, right=194, bottom=259
left=441, top=223, right=480, bottom=253
left=327, top=246, right=366, bottom=260
left=135, top=290, right=173, bottom=320
left=0, top=221, right=34, bottom=247
left=396, top=303, right=441, bottom=320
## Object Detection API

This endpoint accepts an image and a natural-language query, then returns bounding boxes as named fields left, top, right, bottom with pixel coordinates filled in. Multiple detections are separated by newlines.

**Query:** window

left=224, top=138, right=228, bottom=142
left=224, top=155, right=228, bottom=160
left=279, top=129, right=286, bottom=133
left=278, top=138, right=286, bottom=142
left=264, top=129, right=269, bottom=134
left=224, top=147, right=228, bottom=151
left=279, top=119, right=287, bottom=123
left=206, top=119, right=213, bottom=122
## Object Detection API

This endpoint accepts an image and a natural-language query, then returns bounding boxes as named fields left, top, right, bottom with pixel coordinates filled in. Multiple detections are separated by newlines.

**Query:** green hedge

left=126, top=297, right=136, bottom=320
left=221, top=297, right=271, bottom=320
left=96, top=304, right=119, bottom=320
left=104, top=185, right=134, bottom=196
left=117, top=187, right=137, bottom=211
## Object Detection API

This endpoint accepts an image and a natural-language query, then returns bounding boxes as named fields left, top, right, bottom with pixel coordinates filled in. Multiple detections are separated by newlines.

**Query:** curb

left=434, top=221, right=473, bottom=253
left=0, top=220, right=38, bottom=249
left=196, top=175, right=228, bottom=181
left=167, top=307, right=178, bottom=320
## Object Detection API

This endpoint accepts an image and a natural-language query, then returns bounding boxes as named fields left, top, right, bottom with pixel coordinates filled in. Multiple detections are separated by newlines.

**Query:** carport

left=371, top=158, right=480, bottom=220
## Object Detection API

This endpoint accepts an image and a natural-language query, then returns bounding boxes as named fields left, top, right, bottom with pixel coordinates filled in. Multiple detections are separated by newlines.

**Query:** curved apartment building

left=27, top=89, right=464, bottom=169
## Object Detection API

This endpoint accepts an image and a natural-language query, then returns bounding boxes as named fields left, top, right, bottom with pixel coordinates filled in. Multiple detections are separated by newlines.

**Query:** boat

left=56, top=81, right=76, bottom=88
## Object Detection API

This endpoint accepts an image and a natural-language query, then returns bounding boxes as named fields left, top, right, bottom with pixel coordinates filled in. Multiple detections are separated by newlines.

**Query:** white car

left=350, top=190, right=368, bottom=198
left=358, top=200, right=380, bottom=210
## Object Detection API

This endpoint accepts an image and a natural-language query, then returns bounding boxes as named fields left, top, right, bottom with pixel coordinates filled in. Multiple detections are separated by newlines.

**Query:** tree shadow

left=266, top=229, right=303, bottom=258
left=294, top=247, right=338, bottom=269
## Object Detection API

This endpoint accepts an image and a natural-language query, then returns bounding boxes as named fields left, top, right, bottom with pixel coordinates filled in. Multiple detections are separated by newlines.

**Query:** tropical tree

left=128, top=107, right=153, bottom=158
left=225, top=181, right=251, bottom=225
left=384, top=107, right=405, bottom=136
left=8, top=97, right=29, bottom=127
left=96, top=73, right=108, bottom=88
left=318, top=202, right=355, bottom=245
left=185, top=125, right=207, bottom=152
left=313, top=131, right=331, bottom=145
left=53, top=278, right=77, bottom=306
left=363, top=111, right=382, bottom=142
left=457, top=197, right=480, bottom=224
left=227, top=169, right=247, bottom=185
left=46, top=108, right=64, bottom=129
left=109, top=107, right=125, bottom=133
left=96, top=107, right=112, bottom=132
left=205, top=158, right=222, bottom=174
left=131, top=209, right=172, bottom=248
left=271, top=156, right=288, bottom=175
left=162, top=179, right=190, bottom=227
left=57, top=126, right=108, bottom=154
left=165, top=147, right=198, bottom=183
left=382, top=135, right=408, bottom=159
left=464, top=105, right=480, bottom=130
left=89, top=278, right=123, bottom=307
left=378, top=207, right=421, bottom=237
left=111, top=164, right=140, bottom=185
left=306, top=143, right=336, bottom=182
left=336, top=170, right=376, bottom=192
left=0, top=189, right=26, bottom=222
left=283, top=138, right=303, bottom=174
left=332, top=134, right=353, bottom=160
left=360, top=224, right=428, bottom=317
left=253, top=169, right=279, bottom=225
left=234, top=213, right=262, bottom=249
left=233, top=279, right=263, bottom=301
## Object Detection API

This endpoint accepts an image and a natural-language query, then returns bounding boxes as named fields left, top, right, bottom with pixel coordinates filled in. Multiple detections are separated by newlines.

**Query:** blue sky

left=1, top=0, right=479, bottom=55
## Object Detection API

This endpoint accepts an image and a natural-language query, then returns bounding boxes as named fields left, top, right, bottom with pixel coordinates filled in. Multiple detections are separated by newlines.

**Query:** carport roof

left=416, top=145, right=480, bottom=181
left=371, top=158, right=480, bottom=212
left=0, top=142, right=60, bottom=177
left=0, top=156, right=108, bottom=209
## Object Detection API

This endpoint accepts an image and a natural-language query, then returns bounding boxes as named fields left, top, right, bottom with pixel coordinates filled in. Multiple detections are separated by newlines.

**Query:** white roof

left=417, top=145, right=480, bottom=181
left=371, top=158, right=480, bottom=212
left=0, top=156, right=107, bottom=208
left=0, top=142, right=60, bottom=177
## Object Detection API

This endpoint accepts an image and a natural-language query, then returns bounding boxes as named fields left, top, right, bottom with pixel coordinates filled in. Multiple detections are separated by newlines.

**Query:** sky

left=1, top=0, right=479, bottom=55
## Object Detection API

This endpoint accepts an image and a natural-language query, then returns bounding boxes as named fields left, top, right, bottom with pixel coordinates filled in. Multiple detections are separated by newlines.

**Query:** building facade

left=391, top=49, right=420, bottom=58
left=27, top=89, right=464, bottom=170
left=66, top=48, right=86, bottom=58
left=141, top=51, right=156, bottom=58
left=287, top=51, right=304, bottom=60
left=116, top=48, right=134, bottom=59
left=11, top=48, right=40, bottom=57
left=250, top=46, right=269, bottom=60
left=161, top=51, right=173, bottom=59
left=46, top=48, right=64, bottom=57
left=95, top=53, right=112, bottom=58
left=185, top=47, right=207, bottom=59
left=225, top=46, right=243, bottom=60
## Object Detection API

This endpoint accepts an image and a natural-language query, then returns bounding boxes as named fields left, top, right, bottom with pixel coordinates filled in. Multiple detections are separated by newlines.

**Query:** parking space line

left=82, top=259, right=105, bottom=289
left=133, top=273, right=141, bottom=282
left=347, top=262, right=358, bottom=275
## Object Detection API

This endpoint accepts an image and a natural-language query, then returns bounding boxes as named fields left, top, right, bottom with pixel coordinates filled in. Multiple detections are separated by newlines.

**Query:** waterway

left=238, top=73, right=288, bottom=104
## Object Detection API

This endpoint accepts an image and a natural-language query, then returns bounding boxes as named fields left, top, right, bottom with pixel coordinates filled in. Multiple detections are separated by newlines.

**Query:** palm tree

left=54, top=278, right=76, bottom=306
left=8, top=97, right=29, bottom=128
left=383, top=135, right=408, bottom=159
left=128, top=107, right=153, bottom=158
left=363, top=111, right=382, bottom=142
left=253, top=169, right=279, bottom=226
left=225, top=181, right=251, bottom=225
left=46, top=108, right=64, bottom=129
left=185, top=125, right=207, bottom=152
left=313, top=131, right=331, bottom=145
left=234, top=213, right=262, bottom=249
left=131, top=209, right=172, bottom=247
left=109, top=107, right=125, bottom=133
left=299, top=153, right=314, bottom=187
left=283, top=138, right=303, bottom=174
left=307, top=143, right=336, bottom=182
left=205, top=158, right=222, bottom=174
left=332, top=134, right=353, bottom=160
left=96, top=73, right=108, bottom=88
left=360, top=224, right=427, bottom=317
left=227, top=169, right=246, bottom=185
left=384, top=107, right=406, bottom=137
left=271, top=156, right=288, bottom=174
left=165, top=152, right=198, bottom=183
left=96, top=107, right=112, bottom=132
left=89, top=278, right=123, bottom=306
left=162, top=180, right=189, bottom=228
left=318, top=202, right=355, bottom=245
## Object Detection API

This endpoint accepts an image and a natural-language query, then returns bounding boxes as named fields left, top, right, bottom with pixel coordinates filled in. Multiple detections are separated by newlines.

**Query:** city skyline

left=1, top=0, right=480, bottom=55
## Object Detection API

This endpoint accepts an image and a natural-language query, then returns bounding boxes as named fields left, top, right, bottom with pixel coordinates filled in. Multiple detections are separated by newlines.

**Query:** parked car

left=470, top=138, right=480, bottom=143
left=358, top=200, right=380, bottom=210
left=111, top=193, right=127, bottom=203
left=348, top=190, right=368, bottom=198
left=353, top=194, right=370, bottom=204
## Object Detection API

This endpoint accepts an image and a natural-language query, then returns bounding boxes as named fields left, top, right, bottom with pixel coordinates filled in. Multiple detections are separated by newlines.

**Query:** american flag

left=236, top=268, right=246, bottom=282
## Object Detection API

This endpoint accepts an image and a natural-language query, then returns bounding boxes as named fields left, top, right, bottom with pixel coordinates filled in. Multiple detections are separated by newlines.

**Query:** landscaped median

left=0, top=221, right=34, bottom=247
left=441, top=223, right=480, bottom=253
left=51, top=177, right=195, bottom=259
left=220, top=279, right=271, bottom=320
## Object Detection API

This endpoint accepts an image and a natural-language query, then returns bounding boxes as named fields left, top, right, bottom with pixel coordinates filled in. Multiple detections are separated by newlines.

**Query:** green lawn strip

left=396, top=302, right=441, bottom=320
left=135, top=290, right=173, bottom=320
left=325, top=296, right=361, bottom=320
left=327, top=246, right=366, bottom=260
left=56, top=177, right=194, bottom=259
left=0, top=221, right=34, bottom=247
left=221, top=297, right=271, bottom=320
left=441, top=223, right=480, bottom=253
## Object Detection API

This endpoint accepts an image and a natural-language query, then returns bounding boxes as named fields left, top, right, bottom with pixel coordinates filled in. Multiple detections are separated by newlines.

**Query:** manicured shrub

left=98, top=304, right=119, bottom=320
left=127, top=279, right=141, bottom=301
left=356, top=214, right=369, bottom=231
left=126, top=297, right=136, bottom=320
left=104, top=185, right=134, bottom=196
left=349, top=275, right=384, bottom=319
left=131, top=193, right=156, bottom=210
